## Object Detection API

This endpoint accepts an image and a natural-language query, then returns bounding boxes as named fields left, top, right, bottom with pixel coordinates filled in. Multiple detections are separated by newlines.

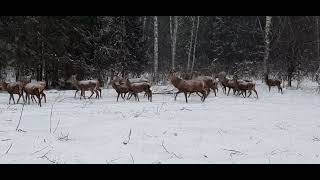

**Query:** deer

left=168, top=70, right=208, bottom=103
left=235, top=79, right=258, bottom=98
left=265, top=74, right=283, bottom=94
left=188, top=76, right=218, bottom=98
left=23, top=82, right=43, bottom=107
left=31, top=81, right=47, bottom=103
left=121, top=79, right=152, bottom=102
left=69, top=75, right=101, bottom=99
left=1, top=81, right=27, bottom=104
left=111, top=79, right=130, bottom=102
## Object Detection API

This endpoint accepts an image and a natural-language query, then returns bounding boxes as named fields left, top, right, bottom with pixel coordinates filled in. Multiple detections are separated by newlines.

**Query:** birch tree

left=263, top=16, right=272, bottom=77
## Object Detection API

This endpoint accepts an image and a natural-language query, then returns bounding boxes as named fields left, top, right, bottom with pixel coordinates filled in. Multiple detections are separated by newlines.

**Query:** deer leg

left=269, top=86, right=271, bottom=92
left=227, top=88, right=231, bottom=96
left=117, top=93, right=120, bottom=102
left=8, top=94, right=12, bottom=104
left=253, top=89, right=258, bottom=98
left=88, top=90, right=94, bottom=99
left=17, top=94, right=22, bottom=104
left=74, top=90, right=79, bottom=98
left=184, top=92, right=188, bottom=103
left=12, top=94, right=16, bottom=104
left=247, top=90, right=252, bottom=98
left=37, top=93, right=41, bottom=107
left=188, top=93, right=192, bottom=98
left=99, top=89, right=102, bottom=98
left=136, top=94, right=140, bottom=102
left=214, top=89, right=217, bottom=96
left=174, top=91, right=182, bottom=101
left=43, top=93, right=47, bottom=103
left=149, top=91, right=152, bottom=102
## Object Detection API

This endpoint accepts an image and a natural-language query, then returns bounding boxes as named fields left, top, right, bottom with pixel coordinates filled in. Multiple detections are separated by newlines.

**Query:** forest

left=0, top=16, right=319, bottom=88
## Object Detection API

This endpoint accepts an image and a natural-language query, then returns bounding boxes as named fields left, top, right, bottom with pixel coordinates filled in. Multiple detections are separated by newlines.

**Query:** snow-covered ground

left=1, top=80, right=320, bottom=164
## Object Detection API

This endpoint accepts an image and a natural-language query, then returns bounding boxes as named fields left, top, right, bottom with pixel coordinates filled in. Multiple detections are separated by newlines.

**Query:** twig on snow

left=161, top=140, right=182, bottom=159
left=222, top=148, right=246, bottom=157
left=53, top=119, right=61, bottom=134
left=180, top=107, right=192, bottom=111
left=123, top=129, right=132, bottom=145
left=106, top=157, right=120, bottom=164
left=16, top=103, right=25, bottom=131
left=5, top=143, right=13, bottom=154
left=130, top=153, right=134, bottom=164
left=31, top=145, right=50, bottom=155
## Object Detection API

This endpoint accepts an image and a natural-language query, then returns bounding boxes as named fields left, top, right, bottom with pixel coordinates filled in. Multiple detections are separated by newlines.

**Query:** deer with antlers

left=168, top=70, right=208, bottom=103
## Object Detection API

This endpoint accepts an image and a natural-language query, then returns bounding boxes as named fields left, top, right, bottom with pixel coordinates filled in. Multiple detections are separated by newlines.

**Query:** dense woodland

left=1, top=16, right=320, bottom=89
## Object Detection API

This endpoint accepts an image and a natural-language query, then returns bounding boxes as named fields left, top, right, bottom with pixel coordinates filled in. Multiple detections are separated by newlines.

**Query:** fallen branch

left=222, top=148, right=246, bottom=157
left=39, top=151, right=57, bottom=164
left=1, top=139, right=11, bottom=141
left=106, top=157, right=120, bottom=164
left=180, top=107, right=192, bottom=111
left=16, top=103, right=25, bottom=131
left=123, top=129, right=132, bottom=145
left=49, top=104, right=54, bottom=133
left=53, top=119, right=61, bottom=134
left=130, top=153, right=134, bottom=164
left=161, top=140, right=182, bottom=159
left=5, top=143, right=13, bottom=154
left=31, top=145, right=50, bottom=155
left=58, top=132, right=71, bottom=141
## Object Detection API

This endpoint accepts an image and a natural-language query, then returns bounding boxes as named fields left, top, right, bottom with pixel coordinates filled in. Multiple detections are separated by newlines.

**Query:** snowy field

left=1, top=80, right=320, bottom=164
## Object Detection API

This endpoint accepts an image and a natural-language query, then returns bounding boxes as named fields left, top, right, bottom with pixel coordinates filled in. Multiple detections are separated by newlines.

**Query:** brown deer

left=188, top=76, right=218, bottom=98
left=265, top=74, right=283, bottom=94
left=1, top=81, right=27, bottom=104
left=122, top=79, right=152, bottom=102
left=31, top=81, right=47, bottom=103
left=111, top=79, right=130, bottom=102
left=69, top=75, right=101, bottom=99
left=168, top=70, right=208, bottom=103
left=23, top=83, right=42, bottom=107
left=221, top=78, right=239, bottom=96
left=235, top=80, right=258, bottom=98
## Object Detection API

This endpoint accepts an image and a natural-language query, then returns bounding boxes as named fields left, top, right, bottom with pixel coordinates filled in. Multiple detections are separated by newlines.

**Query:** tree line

left=0, top=16, right=319, bottom=88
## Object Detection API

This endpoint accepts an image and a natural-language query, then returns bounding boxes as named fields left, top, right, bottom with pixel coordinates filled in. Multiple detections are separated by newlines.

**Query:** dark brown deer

left=1, top=81, right=27, bottom=104
left=122, top=79, right=152, bottom=102
left=23, top=83, right=42, bottom=107
left=31, top=81, right=47, bottom=103
left=188, top=76, right=218, bottom=98
left=69, top=75, right=101, bottom=99
left=111, top=79, right=130, bottom=102
left=168, top=70, right=208, bottom=103
left=235, top=80, right=258, bottom=98
left=265, top=74, right=283, bottom=94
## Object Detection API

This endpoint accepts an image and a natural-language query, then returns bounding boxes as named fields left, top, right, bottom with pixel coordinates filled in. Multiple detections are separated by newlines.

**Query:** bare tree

left=191, top=16, right=200, bottom=73
left=263, top=16, right=272, bottom=77
left=143, top=16, right=147, bottom=41
left=154, top=16, right=159, bottom=83
left=172, top=16, right=179, bottom=70
left=316, top=16, right=320, bottom=59
left=187, top=16, right=195, bottom=72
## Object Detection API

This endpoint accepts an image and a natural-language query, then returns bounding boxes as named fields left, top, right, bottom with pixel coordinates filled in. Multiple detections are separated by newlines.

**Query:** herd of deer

left=0, top=71, right=283, bottom=106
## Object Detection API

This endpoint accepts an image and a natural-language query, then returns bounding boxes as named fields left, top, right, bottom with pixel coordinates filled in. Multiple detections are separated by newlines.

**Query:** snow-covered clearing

left=1, top=80, right=320, bottom=164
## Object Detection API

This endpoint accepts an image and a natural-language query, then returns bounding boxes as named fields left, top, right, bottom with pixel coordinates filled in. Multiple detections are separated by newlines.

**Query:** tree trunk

left=263, top=16, right=272, bottom=77
left=172, top=16, right=178, bottom=70
left=154, top=16, right=159, bottom=83
left=191, top=16, right=200, bottom=73
left=143, top=16, right=147, bottom=41
left=316, top=16, right=320, bottom=59
left=187, top=16, right=195, bottom=72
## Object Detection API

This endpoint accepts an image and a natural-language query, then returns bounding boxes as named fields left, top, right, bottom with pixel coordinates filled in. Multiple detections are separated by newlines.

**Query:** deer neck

left=170, top=75, right=182, bottom=88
